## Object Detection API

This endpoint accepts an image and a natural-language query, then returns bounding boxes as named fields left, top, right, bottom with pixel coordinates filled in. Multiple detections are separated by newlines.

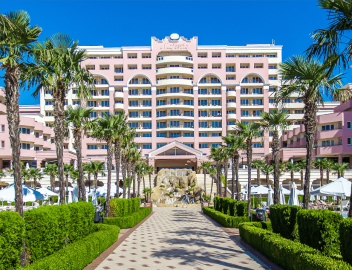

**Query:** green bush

left=235, top=201, right=247, bottom=216
left=251, top=221, right=273, bottom=231
left=213, top=197, right=247, bottom=217
left=239, top=223, right=352, bottom=270
left=0, top=211, right=25, bottom=270
left=297, top=209, right=343, bottom=256
left=203, top=207, right=249, bottom=228
left=23, top=224, right=120, bottom=270
left=105, top=207, right=152, bottom=229
left=340, top=218, right=352, bottom=264
left=107, top=198, right=141, bottom=217
left=269, top=205, right=301, bottom=239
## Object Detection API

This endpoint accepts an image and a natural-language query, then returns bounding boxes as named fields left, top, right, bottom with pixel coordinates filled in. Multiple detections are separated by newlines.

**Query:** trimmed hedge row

left=0, top=211, right=25, bottom=270
left=340, top=218, right=352, bottom=264
left=108, top=197, right=141, bottom=217
left=297, top=209, right=343, bottom=256
left=269, top=205, right=301, bottom=240
left=105, top=207, right=152, bottom=229
left=214, top=197, right=247, bottom=217
left=24, top=202, right=95, bottom=264
left=251, top=221, right=273, bottom=231
left=203, top=207, right=249, bottom=228
left=23, top=224, right=120, bottom=270
left=239, top=222, right=352, bottom=270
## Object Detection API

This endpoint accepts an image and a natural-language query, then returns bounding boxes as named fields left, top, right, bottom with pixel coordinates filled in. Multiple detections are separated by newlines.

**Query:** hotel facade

left=0, top=34, right=348, bottom=172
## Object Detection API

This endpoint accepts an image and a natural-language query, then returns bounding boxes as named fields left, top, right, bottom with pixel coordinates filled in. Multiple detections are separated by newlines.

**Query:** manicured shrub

left=235, top=201, right=247, bottom=216
left=0, top=211, right=25, bottom=270
left=239, top=222, right=352, bottom=270
left=269, top=205, right=301, bottom=239
left=213, top=197, right=247, bottom=217
left=251, top=221, right=273, bottom=231
left=105, top=207, right=152, bottom=229
left=108, top=198, right=141, bottom=217
left=340, top=218, right=352, bottom=264
left=23, top=224, right=120, bottom=270
left=203, top=207, right=249, bottom=228
left=297, top=209, right=343, bottom=256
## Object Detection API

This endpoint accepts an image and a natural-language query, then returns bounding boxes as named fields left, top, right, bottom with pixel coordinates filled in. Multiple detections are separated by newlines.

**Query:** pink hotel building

left=0, top=34, right=348, bottom=170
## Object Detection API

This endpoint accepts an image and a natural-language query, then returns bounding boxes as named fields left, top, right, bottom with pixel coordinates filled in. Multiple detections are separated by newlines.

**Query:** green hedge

left=107, top=197, right=141, bottom=217
left=340, top=218, right=352, bottom=264
left=105, top=207, right=152, bottom=229
left=213, top=197, right=247, bottom=217
left=24, top=202, right=95, bottom=264
left=251, top=221, right=273, bottom=231
left=0, top=211, right=25, bottom=270
left=203, top=207, right=249, bottom=228
left=297, top=209, right=343, bottom=256
left=269, top=205, right=301, bottom=240
left=23, top=224, right=120, bottom=270
left=239, top=222, right=352, bottom=270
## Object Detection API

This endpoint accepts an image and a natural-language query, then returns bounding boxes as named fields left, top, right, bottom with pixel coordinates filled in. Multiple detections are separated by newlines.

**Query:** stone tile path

left=96, top=207, right=269, bottom=270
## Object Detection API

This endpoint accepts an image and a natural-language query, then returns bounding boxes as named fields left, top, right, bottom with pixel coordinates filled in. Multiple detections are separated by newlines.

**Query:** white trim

left=148, top=141, right=203, bottom=157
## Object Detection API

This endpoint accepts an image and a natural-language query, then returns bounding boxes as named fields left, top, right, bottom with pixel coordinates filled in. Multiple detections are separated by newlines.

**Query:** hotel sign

left=163, top=42, right=188, bottom=50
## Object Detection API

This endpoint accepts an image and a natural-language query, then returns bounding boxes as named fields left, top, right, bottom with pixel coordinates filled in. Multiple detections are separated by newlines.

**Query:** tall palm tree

left=121, top=130, right=136, bottom=198
left=43, top=163, right=58, bottom=193
left=199, top=161, right=211, bottom=200
left=0, top=11, right=41, bottom=217
left=252, top=159, right=265, bottom=186
left=277, top=56, right=343, bottom=209
left=313, top=159, right=326, bottom=187
left=145, top=165, right=155, bottom=202
left=223, top=134, right=246, bottom=199
left=131, top=148, right=141, bottom=198
left=83, top=162, right=94, bottom=193
left=209, top=147, right=224, bottom=197
left=261, top=164, right=273, bottom=187
left=90, top=161, right=105, bottom=189
left=28, top=34, right=95, bottom=204
left=296, top=159, right=307, bottom=189
left=27, top=168, right=43, bottom=190
left=324, top=158, right=334, bottom=183
left=234, top=122, right=261, bottom=216
left=92, top=112, right=116, bottom=216
left=307, top=0, right=352, bottom=87
left=65, top=105, right=95, bottom=200
left=260, top=110, right=290, bottom=204
left=209, top=167, right=217, bottom=201
left=135, top=162, right=145, bottom=198
left=333, top=162, right=349, bottom=178
left=125, top=145, right=139, bottom=198
left=69, top=168, right=79, bottom=185
left=285, top=161, right=300, bottom=188
left=113, top=112, right=127, bottom=188
left=220, top=146, right=231, bottom=198
left=63, top=164, right=73, bottom=194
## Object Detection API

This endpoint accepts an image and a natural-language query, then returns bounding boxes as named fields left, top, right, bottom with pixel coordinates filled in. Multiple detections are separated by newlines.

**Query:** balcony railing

left=157, top=125, right=194, bottom=129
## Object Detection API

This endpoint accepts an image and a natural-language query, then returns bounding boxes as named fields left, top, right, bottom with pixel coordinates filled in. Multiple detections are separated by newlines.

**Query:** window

left=185, top=144, right=194, bottom=148
left=200, top=78, right=207, bottom=83
left=101, top=145, right=108, bottom=150
left=129, top=101, right=138, bottom=107
left=269, top=132, right=273, bottom=137
left=143, top=133, right=152, bottom=137
left=184, top=133, right=194, bottom=137
left=253, top=88, right=262, bottom=94
left=348, top=138, right=351, bottom=145
left=101, top=79, right=108, bottom=84
left=212, top=89, right=221, bottom=95
left=35, top=146, right=40, bottom=151
left=170, top=133, right=180, bottom=138
left=142, top=65, right=151, bottom=70
left=347, top=122, right=351, bottom=129
left=115, top=68, right=123, bottom=73
left=0, top=125, right=5, bottom=132
left=143, top=144, right=152, bottom=149
left=284, top=99, right=291, bottom=103
left=253, top=99, right=262, bottom=105
left=142, top=100, right=151, bottom=107
left=211, top=100, right=221, bottom=106
left=212, top=121, right=221, bottom=128
left=226, top=66, right=235, bottom=72
left=101, top=112, right=109, bottom=117
left=269, top=99, right=275, bottom=104
left=20, top=143, right=31, bottom=150
left=184, top=89, right=193, bottom=94
left=227, top=76, right=235, bottom=80
left=170, top=99, right=179, bottom=105
left=73, top=101, right=80, bottom=105
left=142, top=89, right=151, bottom=95
left=157, top=89, right=166, bottom=95
left=184, top=100, right=194, bottom=106
left=170, top=121, right=179, bottom=127
left=227, top=110, right=235, bottom=114
left=269, top=88, right=276, bottom=92
left=89, top=112, right=97, bottom=118
left=157, top=100, right=166, bottom=106
left=199, top=133, right=208, bottom=137
left=211, top=78, right=220, bottom=83
left=241, top=88, right=249, bottom=94
left=157, top=122, right=166, bottom=129
left=241, top=99, right=249, bottom=105
left=142, top=54, right=151, bottom=58
left=35, top=132, right=39, bottom=138
left=129, top=122, right=138, bottom=128
left=267, top=54, right=277, bottom=58
left=157, top=144, right=166, bottom=148
left=169, top=110, right=179, bottom=116
left=269, top=76, right=277, bottom=80
left=142, top=79, right=150, bottom=84
left=129, top=111, right=139, bottom=118
left=157, top=111, right=166, bottom=117
left=143, top=111, right=151, bottom=118
left=321, top=125, right=334, bottom=131
left=170, top=87, right=180, bottom=93
left=212, top=144, right=221, bottom=148
left=184, top=111, right=193, bottom=117
left=253, top=143, right=262, bottom=148
left=20, top=128, right=30, bottom=134
left=129, top=89, right=138, bottom=95
left=241, top=110, right=249, bottom=117
left=199, top=122, right=208, bottom=128
left=253, top=110, right=262, bottom=116
left=101, top=90, right=109, bottom=96
left=269, top=65, right=277, bottom=69
left=143, top=122, right=152, bottom=129
left=45, top=90, right=52, bottom=95
left=45, top=101, right=53, bottom=105
left=200, top=144, right=208, bottom=148
left=184, top=122, right=193, bottom=128
left=199, top=89, right=207, bottom=95
left=88, top=145, right=97, bottom=150
left=101, top=101, right=109, bottom=107
left=0, top=141, right=4, bottom=148
left=211, top=111, right=221, bottom=117
left=157, top=133, right=166, bottom=137
left=253, top=55, right=263, bottom=58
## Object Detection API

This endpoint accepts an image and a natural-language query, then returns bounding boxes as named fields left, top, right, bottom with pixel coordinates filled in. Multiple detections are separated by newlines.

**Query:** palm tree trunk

left=114, top=140, right=121, bottom=187
left=73, top=131, right=86, bottom=201
left=303, top=101, right=317, bottom=209
left=52, top=88, right=66, bottom=204
left=257, top=168, right=260, bottom=186
left=203, top=170, right=206, bottom=199
left=94, top=173, right=98, bottom=189
left=224, top=160, right=228, bottom=197
left=143, top=176, right=145, bottom=199
left=234, top=152, right=240, bottom=200
left=127, top=162, right=131, bottom=199
left=231, top=155, right=235, bottom=199
left=132, top=163, right=136, bottom=198
left=106, top=139, right=113, bottom=217
left=149, top=173, right=152, bottom=203
left=137, top=177, right=141, bottom=197
left=247, top=139, right=252, bottom=217
left=272, top=130, right=280, bottom=205
left=210, top=175, right=214, bottom=201
left=320, top=169, right=323, bottom=187
left=4, top=68, right=23, bottom=217
left=301, top=170, right=304, bottom=189
left=66, top=173, right=69, bottom=195
left=88, top=173, right=91, bottom=193
left=266, top=173, right=269, bottom=187
left=291, top=171, right=294, bottom=187
left=122, top=156, right=127, bottom=198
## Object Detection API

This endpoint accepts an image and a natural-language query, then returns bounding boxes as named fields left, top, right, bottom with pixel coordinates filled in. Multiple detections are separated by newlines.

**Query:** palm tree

left=208, top=167, right=217, bottom=201
left=209, top=147, right=225, bottom=197
left=121, top=130, right=136, bottom=198
left=324, top=158, right=334, bottom=183
left=92, top=112, right=116, bottom=216
left=220, top=146, right=231, bottom=198
left=90, top=161, right=105, bottom=189
left=307, top=0, right=352, bottom=87
left=0, top=11, right=41, bottom=217
left=0, top=169, right=5, bottom=181
left=234, top=122, right=261, bottom=216
left=222, top=134, right=246, bottom=199
left=260, top=110, right=290, bottom=204
left=199, top=161, right=211, bottom=200
left=261, top=164, right=273, bottom=187
left=252, top=159, right=265, bottom=186
left=285, top=161, right=300, bottom=188
left=145, top=165, right=155, bottom=202
left=296, top=159, right=307, bottom=189
left=277, top=56, right=343, bottom=209
left=65, top=105, right=95, bottom=200
left=27, top=168, right=43, bottom=190
left=313, top=159, right=326, bottom=187
left=69, top=168, right=79, bottom=185
left=125, top=145, right=139, bottom=198
left=28, top=34, right=95, bottom=204
left=63, top=164, right=73, bottom=194
left=135, top=162, right=145, bottom=198
left=43, top=163, right=58, bottom=193
left=83, top=162, right=94, bottom=193
left=113, top=112, right=127, bottom=188
left=333, top=162, right=349, bottom=178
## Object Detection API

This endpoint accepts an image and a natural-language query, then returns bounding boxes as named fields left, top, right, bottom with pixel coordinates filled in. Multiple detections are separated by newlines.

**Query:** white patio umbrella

left=288, top=182, right=299, bottom=206
left=0, top=184, right=44, bottom=202
left=251, top=185, right=269, bottom=195
left=267, top=185, right=273, bottom=207
left=68, top=191, right=72, bottom=203
left=279, top=184, right=286, bottom=205
left=310, top=177, right=351, bottom=197
left=54, top=186, right=74, bottom=192
left=37, top=188, right=58, bottom=197
left=241, top=184, right=248, bottom=201
left=321, top=195, right=327, bottom=200
left=91, top=187, right=98, bottom=206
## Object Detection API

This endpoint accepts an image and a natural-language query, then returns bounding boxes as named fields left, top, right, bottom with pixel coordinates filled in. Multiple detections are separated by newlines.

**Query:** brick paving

left=95, top=207, right=270, bottom=270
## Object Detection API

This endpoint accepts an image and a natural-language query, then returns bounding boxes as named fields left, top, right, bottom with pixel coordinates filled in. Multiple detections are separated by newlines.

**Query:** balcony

left=226, top=91, right=237, bottom=97
left=156, top=67, right=193, bottom=75
left=156, top=124, right=194, bottom=131
left=226, top=103, right=237, bottom=109
left=156, top=78, right=193, bottom=86
left=156, top=113, right=194, bottom=120
left=316, top=128, right=343, bottom=140
left=156, top=90, right=194, bottom=98
left=227, top=114, right=237, bottom=120
left=128, top=116, right=152, bottom=122
left=128, top=94, right=152, bottom=99
left=156, top=102, right=194, bottom=109
left=114, top=103, right=124, bottom=110
left=114, top=92, right=124, bottom=98
left=316, top=144, right=343, bottom=156
left=156, top=56, right=193, bottom=64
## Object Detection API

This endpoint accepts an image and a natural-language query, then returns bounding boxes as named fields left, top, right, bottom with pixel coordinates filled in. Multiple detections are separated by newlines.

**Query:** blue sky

left=1, top=0, right=351, bottom=105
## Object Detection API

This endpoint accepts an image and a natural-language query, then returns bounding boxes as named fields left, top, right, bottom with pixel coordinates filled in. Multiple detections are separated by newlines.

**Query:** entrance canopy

left=148, top=141, right=204, bottom=159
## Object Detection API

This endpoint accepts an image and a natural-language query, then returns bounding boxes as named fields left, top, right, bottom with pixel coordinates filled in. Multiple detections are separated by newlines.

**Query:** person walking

left=182, top=192, right=189, bottom=207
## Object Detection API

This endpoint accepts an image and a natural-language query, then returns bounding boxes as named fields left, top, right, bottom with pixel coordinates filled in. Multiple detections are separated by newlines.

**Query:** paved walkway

left=96, top=207, right=269, bottom=270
